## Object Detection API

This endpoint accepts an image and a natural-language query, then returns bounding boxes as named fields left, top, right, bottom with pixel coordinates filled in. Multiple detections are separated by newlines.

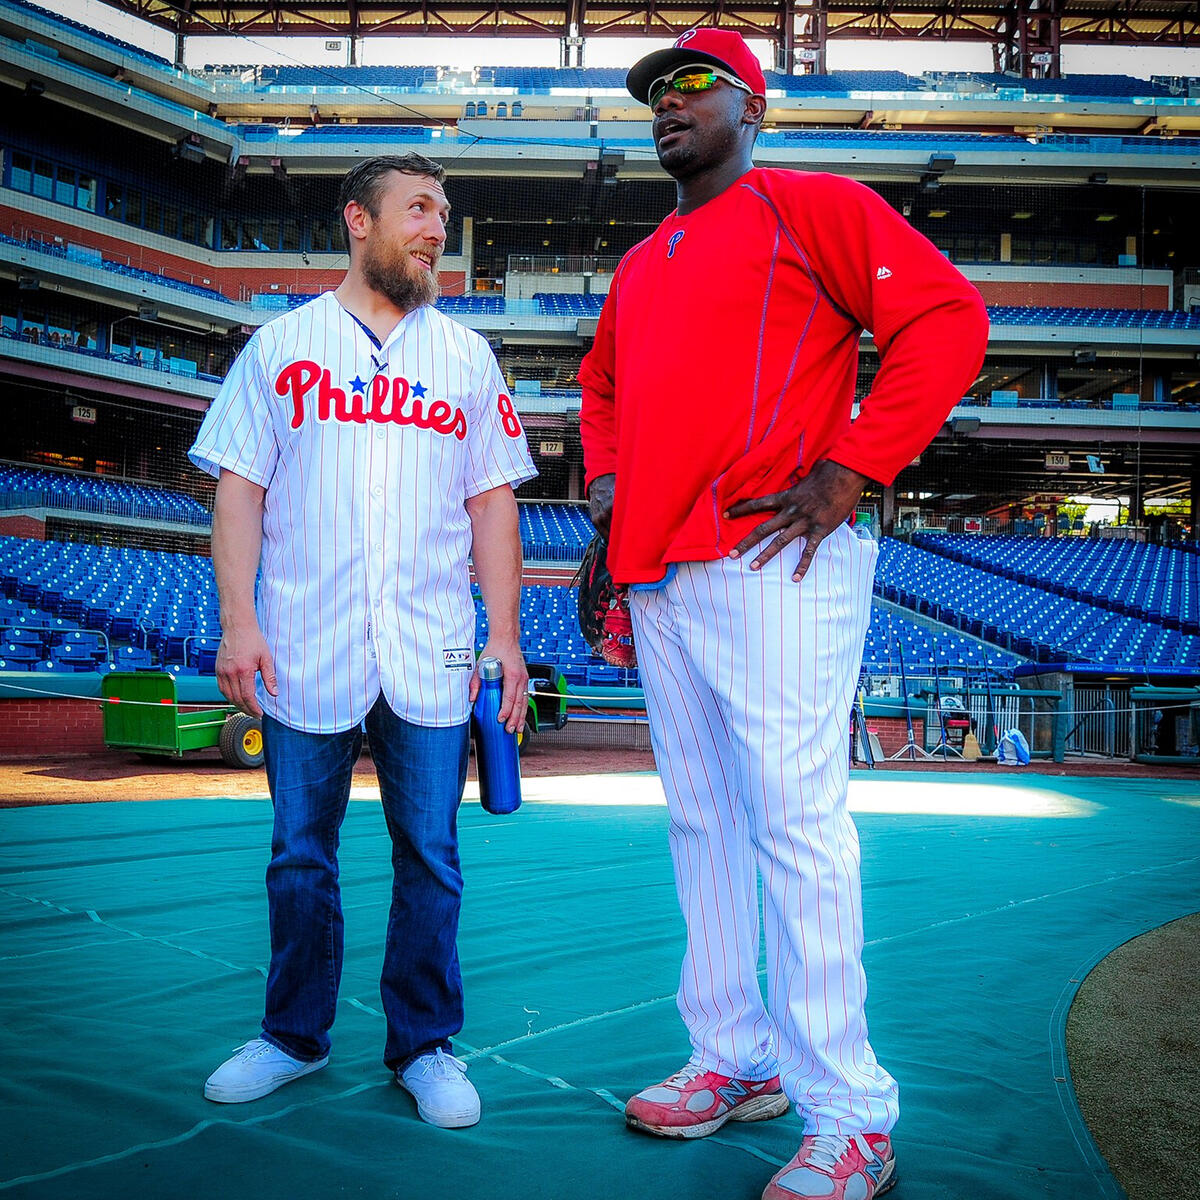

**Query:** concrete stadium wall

left=0, top=672, right=927, bottom=761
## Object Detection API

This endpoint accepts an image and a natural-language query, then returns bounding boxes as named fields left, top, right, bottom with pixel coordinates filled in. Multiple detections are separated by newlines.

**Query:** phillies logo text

left=276, top=360, right=468, bottom=440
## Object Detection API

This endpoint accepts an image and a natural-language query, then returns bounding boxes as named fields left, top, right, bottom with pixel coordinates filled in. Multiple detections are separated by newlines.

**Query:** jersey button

left=373, top=485, right=383, bottom=497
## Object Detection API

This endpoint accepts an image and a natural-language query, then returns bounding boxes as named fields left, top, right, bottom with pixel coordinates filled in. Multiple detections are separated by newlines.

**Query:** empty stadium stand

left=0, top=467, right=213, bottom=527
left=6, top=525, right=1200, bottom=680
left=0, top=537, right=220, bottom=668
left=926, top=72, right=1174, bottom=98
left=240, top=293, right=1200, bottom=338
left=483, top=67, right=627, bottom=90
left=11, top=0, right=174, bottom=69
left=0, top=489, right=583, bottom=557
left=7, top=0, right=1200, bottom=717
left=237, top=125, right=436, bottom=144
left=258, top=65, right=438, bottom=88
left=875, top=538, right=1200, bottom=672
left=0, top=325, right=223, bottom=383
left=533, top=293, right=605, bottom=317
left=863, top=606, right=1022, bottom=673
left=520, top=503, right=593, bottom=562
left=0, top=231, right=232, bottom=304
left=764, top=70, right=925, bottom=92
left=987, top=305, right=1200, bottom=330
left=436, top=295, right=506, bottom=314
left=912, top=533, right=1200, bottom=633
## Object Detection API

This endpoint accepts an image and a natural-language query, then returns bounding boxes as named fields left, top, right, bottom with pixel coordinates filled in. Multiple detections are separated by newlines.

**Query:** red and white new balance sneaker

left=762, top=1133, right=896, bottom=1199
left=625, top=1062, right=789, bottom=1139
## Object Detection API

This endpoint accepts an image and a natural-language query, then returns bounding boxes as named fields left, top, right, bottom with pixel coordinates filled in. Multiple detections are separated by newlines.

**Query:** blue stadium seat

left=2, top=641, right=42, bottom=667
left=114, top=644, right=156, bottom=671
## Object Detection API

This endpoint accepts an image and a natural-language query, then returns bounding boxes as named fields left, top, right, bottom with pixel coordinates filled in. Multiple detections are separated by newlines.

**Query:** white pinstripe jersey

left=189, top=292, right=536, bottom=733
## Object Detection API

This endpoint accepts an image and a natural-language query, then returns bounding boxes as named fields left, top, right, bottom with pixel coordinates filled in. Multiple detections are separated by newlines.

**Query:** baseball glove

left=573, top=534, right=636, bottom=669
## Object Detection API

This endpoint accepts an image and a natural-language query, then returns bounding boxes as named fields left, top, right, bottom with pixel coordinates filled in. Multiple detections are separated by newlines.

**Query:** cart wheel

left=220, top=713, right=264, bottom=768
left=517, top=722, right=534, bottom=756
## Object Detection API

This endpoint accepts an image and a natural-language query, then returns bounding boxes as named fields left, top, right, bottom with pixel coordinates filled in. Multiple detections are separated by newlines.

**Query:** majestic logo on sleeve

left=276, top=360, right=468, bottom=440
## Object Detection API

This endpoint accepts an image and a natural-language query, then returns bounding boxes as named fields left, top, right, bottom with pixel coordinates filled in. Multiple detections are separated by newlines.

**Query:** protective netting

left=4, top=13, right=1200, bottom=697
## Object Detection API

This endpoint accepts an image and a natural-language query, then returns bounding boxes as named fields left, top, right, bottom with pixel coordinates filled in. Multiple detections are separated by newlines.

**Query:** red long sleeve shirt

left=578, top=168, right=989, bottom=584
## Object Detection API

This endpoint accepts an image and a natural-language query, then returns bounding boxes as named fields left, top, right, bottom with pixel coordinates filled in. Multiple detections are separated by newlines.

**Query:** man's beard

left=362, top=241, right=440, bottom=312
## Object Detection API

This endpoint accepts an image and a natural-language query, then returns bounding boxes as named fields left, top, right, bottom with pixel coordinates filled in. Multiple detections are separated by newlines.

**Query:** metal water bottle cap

left=478, top=656, right=502, bottom=681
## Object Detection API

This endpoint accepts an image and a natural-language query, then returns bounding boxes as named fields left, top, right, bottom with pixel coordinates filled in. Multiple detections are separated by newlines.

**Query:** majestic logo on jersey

left=876, top=266, right=892, bottom=280
left=667, top=230, right=685, bottom=258
left=275, top=360, right=468, bottom=440
left=443, top=647, right=473, bottom=670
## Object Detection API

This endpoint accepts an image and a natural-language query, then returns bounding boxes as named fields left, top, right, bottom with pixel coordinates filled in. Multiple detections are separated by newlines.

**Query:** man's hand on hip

left=724, top=459, right=868, bottom=582
left=587, top=473, right=616, bottom=543
left=215, top=625, right=278, bottom=717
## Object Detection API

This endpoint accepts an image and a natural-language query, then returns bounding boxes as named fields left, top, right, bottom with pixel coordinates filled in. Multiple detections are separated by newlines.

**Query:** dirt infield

left=2, top=738, right=1197, bottom=806
left=0, top=740, right=659, bottom=807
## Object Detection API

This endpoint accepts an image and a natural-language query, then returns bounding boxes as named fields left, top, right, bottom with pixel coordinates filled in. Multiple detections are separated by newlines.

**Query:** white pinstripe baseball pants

left=628, top=522, right=899, bottom=1136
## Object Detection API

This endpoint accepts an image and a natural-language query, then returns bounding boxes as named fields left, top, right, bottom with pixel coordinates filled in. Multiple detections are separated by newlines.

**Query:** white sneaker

left=204, top=1037, right=328, bottom=1103
left=395, top=1048, right=480, bottom=1128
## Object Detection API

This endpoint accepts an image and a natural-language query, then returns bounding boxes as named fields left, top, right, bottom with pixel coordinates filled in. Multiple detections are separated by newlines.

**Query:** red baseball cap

left=626, top=29, right=768, bottom=106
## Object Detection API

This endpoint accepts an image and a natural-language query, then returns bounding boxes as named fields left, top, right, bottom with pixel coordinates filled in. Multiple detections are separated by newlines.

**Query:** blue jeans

left=259, top=697, right=470, bottom=1071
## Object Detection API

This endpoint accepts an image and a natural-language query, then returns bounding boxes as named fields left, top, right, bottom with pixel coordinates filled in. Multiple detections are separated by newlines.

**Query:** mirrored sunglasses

left=648, top=64, right=752, bottom=109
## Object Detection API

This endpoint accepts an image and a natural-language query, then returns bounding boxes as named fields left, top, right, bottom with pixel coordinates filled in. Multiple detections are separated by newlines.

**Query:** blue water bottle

left=472, top=656, right=522, bottom=815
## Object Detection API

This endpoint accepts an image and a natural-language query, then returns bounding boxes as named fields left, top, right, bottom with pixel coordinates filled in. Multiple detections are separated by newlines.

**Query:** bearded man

left=190, top=153, right=536, bottom=1126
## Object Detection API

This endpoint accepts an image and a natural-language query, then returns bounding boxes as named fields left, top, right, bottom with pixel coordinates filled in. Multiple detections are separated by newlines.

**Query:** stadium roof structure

left=91, top=0, right=1200, bottom=74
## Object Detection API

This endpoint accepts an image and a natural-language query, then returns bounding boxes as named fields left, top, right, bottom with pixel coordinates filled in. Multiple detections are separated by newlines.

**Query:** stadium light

left=174, top=135, right=205, bottom=164
left=600, top=149, right=623, bottom=185
left=927, top=152, right=956, bottom=174
left=585, top=149, right=624, bottom=186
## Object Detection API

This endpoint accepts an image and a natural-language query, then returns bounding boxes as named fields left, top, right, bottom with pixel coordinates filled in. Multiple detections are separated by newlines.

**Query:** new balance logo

left=876, top=266, right=893, bottom=280
left=714, top=1080, right=749, bottom=1108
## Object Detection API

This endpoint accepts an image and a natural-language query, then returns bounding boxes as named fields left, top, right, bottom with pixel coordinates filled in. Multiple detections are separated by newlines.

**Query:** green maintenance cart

left=101, top=671, right=264, bottom=768
left=519, top=663, right=569, bottom=753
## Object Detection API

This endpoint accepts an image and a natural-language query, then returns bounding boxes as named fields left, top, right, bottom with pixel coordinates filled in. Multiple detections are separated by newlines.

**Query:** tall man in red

left=579, top=30, right=988, bottom=1200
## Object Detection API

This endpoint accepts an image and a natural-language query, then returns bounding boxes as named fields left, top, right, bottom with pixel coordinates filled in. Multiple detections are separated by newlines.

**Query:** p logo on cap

left=626, top=27, right=767, bottom=105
